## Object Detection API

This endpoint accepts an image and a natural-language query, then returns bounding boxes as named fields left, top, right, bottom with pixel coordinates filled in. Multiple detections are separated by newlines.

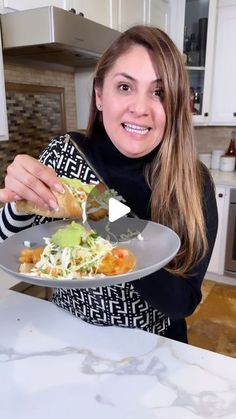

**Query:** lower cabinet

left=207, top=186, right=229, bottom=275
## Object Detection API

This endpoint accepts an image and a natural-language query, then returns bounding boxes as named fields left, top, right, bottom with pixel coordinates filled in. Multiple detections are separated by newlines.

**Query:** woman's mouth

left=121, top=123, right=151, bottom=135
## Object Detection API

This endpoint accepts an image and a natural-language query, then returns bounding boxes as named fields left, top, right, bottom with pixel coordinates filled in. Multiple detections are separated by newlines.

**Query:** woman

left=0, top=26, right=218, bottom=343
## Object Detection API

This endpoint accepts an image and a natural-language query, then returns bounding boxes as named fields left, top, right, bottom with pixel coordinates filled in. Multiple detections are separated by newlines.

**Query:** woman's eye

left=118, top=83, right=131, bottom=92
left=153, top=88, right=164, bottom=98
left=153, top=88, right=163, bottom=96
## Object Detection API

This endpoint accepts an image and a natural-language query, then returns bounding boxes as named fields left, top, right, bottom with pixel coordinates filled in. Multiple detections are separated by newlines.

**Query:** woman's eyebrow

left=113, top=72, right=162, bottom=84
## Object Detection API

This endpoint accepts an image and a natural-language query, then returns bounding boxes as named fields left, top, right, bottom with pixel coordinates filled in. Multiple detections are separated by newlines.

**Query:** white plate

left=0, top=218, right=180, bottom=288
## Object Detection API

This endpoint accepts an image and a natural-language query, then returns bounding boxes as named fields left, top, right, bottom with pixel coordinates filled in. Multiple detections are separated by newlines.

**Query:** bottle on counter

left=220, top=131, right=236, bottom=172
left=225, top=131, right=236, bottom=157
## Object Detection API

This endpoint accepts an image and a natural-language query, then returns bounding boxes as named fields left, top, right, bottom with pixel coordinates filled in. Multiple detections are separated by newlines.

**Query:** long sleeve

left=132, top=171, right=218, bottom=320
left=0, top=134, right=97, bottom=242
left=0, top=137, right=61, bottom=242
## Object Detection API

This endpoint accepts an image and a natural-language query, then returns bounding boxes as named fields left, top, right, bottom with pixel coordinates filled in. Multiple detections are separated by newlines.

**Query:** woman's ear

left=95, top=86, right=103, bottom=111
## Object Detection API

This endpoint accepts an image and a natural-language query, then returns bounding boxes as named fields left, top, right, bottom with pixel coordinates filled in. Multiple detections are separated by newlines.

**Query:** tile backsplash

left=194, top=126, right=236, bottom=154
left=0, top=63, right=77, bottom=188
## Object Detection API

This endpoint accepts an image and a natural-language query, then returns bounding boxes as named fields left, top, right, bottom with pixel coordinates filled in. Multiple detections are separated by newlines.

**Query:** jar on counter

left=211, top=149, right=225, bottom=170
left=220, top=156, right=236, bottom=172
left=199, top=152, right=211, bottom=169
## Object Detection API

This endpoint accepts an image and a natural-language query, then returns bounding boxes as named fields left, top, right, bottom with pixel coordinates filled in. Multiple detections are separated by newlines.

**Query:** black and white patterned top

left=0, top=134, right=170, bottom=335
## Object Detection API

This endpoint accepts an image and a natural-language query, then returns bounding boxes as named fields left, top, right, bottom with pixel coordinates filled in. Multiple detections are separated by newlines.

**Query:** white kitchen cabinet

left=113, top=0, right=146, bottom=31
left=113, top=0, right=170, bottom=32
left=0, top=31, right=8, bottom=141
left=67, top=0, right=113, bottom=26
left=209, top=0, right=236, bottom=125
left=0, top=0, right=68, bottom=10
left=69, top=1, right=170, bottom=32
left=146, top=0, right=170, bottom=32
left=169, top=0, right=217, bottom=125
left=207, top=186, right=229, bottom=275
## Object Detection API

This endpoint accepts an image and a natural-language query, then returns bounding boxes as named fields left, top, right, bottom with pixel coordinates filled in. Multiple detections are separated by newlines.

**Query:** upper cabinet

left=69, top=0, right=170, bottom=32
left=1, top=0, right=171, bottom=32
left=210, top=0, right=236, bottom=125
left=112, top=0, right=170, bottom=32
left=170, top=0, right=217, bottom=125
left=0, top=0, right=68, bottom=10
left=68, top=0, right=113, bottom=27
left=147, top=0, right=170, bottom=31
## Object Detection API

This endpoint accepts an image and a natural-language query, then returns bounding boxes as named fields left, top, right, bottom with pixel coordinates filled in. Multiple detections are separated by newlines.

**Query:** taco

left=16, top=177, right=108, bottom=220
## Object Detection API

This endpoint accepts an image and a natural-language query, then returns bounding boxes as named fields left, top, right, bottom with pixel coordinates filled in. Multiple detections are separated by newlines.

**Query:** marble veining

left=1, top=291, right=236, bottom=418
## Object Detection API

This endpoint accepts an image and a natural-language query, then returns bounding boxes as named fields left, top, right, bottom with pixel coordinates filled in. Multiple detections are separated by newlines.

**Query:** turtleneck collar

left=91, top=132, right=158, bottom=168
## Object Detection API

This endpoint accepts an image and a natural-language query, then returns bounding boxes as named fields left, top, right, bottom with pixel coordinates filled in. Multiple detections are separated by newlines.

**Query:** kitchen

left=0, top=1, right=236, bottom=418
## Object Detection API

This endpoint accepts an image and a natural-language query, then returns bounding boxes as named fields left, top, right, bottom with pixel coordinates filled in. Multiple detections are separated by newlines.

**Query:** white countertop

left=210, top=169, right=236, bottom=186
left=1, top=281, right=236, bottom=419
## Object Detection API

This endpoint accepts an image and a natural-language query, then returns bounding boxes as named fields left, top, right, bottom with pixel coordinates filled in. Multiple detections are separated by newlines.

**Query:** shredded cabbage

left=32, top=233, right=115, bottom=279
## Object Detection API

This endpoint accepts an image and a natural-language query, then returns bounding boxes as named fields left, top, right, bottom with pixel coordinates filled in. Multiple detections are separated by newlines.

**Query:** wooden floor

left=187, top=279, right=236, bottom=358
left=16, top=279, right=236, bottom=359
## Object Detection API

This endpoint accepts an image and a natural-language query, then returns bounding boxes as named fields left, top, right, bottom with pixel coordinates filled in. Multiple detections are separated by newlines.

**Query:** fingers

left=0, top=188, right=21, bottom=204
left=5, top=154, right=65, bottom=209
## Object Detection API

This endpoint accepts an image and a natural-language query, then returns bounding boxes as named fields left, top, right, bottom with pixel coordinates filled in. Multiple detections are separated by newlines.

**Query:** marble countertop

left=210, top=169, right=236, bottom=187
left=1, top=287, right=236, bottom=419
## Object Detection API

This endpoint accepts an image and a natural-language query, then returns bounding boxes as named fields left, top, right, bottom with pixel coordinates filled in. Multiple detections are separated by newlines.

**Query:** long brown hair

left=87, top=25, right=207, bottom=275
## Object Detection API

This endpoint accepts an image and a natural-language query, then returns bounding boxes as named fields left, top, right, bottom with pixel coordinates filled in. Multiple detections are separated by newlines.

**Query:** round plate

left=0, top=218, right=180, bottom=288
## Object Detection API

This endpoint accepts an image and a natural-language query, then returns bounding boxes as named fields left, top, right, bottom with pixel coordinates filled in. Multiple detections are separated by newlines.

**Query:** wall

left=0, top=63, right=77, bottom=187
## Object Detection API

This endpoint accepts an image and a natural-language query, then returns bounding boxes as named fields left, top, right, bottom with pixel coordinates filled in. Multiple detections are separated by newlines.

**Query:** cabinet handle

left=218, top=193, right=223, bottom=198
left=204, top=112, right=208, bottom=117
left=233, top=112, right=236, bottom=117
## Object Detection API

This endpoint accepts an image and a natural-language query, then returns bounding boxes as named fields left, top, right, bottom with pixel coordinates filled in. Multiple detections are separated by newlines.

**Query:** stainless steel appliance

left=0, top=6, right=120, bottom=67
left=225, top=188, right=236, bottom=274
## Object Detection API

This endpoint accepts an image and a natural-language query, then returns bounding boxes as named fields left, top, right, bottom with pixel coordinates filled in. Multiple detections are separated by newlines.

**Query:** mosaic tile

left=0, top=83, right=66, bottom=187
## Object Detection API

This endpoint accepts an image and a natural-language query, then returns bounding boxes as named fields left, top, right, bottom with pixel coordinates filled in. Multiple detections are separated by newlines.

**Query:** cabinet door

left=114, top=0, right=146, bottom=32
left=182, top=0, right=217, bottom=125
left=169, top=0, right=217, bottom=124
left=207, top=186, right=228, bottom=275
left=210, top=2, right=236, bottom=125
left=2, top=0, right=68, bottom=9
left=146, top=0, right=170, bottom=32
left=0, top=32, right=8, bottom=141
left=69, top=0, right=112, bottom=26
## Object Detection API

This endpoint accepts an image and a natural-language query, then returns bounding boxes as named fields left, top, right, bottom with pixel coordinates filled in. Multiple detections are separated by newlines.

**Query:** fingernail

left=54, top=183, right=65, bottom=194
left=49, top=200, right=59, bottom=211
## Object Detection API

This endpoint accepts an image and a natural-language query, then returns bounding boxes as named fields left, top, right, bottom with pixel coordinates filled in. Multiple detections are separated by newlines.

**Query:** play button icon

left=108, top=198, right=131, bottom=222
left=86, top=185, right=148, bottom=243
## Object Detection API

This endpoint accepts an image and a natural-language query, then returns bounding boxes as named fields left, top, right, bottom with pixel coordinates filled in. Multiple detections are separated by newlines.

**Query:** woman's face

left=95, top=45, right=166, bottom=158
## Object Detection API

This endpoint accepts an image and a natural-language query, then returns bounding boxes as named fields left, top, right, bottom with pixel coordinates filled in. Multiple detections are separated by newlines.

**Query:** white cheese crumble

left=23, top=240, right=32, bottom=247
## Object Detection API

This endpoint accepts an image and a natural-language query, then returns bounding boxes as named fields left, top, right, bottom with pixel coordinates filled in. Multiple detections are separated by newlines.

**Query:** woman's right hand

left=0, top=154, right=65, bottom=210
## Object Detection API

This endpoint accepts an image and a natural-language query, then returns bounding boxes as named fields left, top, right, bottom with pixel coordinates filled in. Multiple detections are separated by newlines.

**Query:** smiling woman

left=0, top=25, right=218, bottom=344
left=94, top=45, right=166, bottom=158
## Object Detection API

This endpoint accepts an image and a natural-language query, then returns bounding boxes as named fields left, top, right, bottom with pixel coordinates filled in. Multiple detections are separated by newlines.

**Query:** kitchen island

left=1, top=270, right=236, bottom=419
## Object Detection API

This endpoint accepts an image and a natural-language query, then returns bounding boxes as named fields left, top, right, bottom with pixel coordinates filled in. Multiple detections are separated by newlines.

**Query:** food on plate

left=19, top=221, right=136, bottom=279
left=15, top=177, right=115, bottom=221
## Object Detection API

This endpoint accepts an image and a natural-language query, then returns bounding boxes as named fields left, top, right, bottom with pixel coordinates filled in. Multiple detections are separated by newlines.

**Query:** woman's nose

left=128, top=93, right=149, bottom=116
